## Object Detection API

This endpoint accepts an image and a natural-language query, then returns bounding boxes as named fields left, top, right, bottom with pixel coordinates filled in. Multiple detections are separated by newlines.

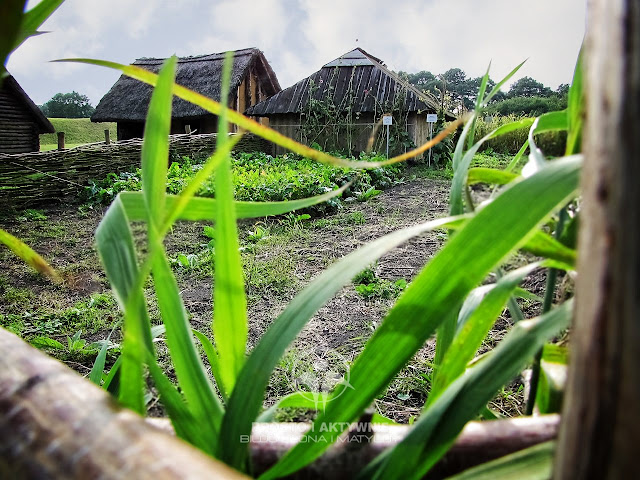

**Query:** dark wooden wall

left=0, top=85, right=40, bottom=154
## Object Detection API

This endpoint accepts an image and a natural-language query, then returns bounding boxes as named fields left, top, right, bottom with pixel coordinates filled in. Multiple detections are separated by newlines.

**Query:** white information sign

left=382, top=115, right=393, bottom=126
left=426, top=114, right=438, bottom=123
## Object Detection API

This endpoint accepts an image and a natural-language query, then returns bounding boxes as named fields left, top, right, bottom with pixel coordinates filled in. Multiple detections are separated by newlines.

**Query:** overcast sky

left=8, top=0, right=587, bottom=106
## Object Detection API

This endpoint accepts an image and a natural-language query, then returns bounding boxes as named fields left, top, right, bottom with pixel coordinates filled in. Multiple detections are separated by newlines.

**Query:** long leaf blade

left=120, top=182, right=350, bottom=222
left=262, top=156, right=581, bottom=479
left=368, top=301, right=572, bottom=480
left=220, top=215, right=467, bottom=469
left=0, top=228, right=61, bottom=282
left=212, top=52, right=248, bottom=398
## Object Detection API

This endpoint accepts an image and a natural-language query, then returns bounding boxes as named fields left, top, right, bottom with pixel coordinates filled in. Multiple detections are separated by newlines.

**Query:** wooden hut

left=0, top=75, right=54, bottom=154
left=91, top=48, right=280, bottom=141
left=245, top=48, right=449, bottom=155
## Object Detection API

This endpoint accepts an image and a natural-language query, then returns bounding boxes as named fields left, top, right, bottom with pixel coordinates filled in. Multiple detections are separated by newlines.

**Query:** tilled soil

left=0, top=175, right=545, bottom=421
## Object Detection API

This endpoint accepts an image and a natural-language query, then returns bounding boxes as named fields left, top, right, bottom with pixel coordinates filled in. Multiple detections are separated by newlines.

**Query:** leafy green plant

left=1, top=5, right=584, bottom=476
left=62, top=50, right=580, bottom=479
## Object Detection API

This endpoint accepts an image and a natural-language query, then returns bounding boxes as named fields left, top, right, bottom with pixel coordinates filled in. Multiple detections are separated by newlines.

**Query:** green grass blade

left=256, top=392, right=331, bottom=422
left=138, top=56, right=224, bottom=451
left=89, top=339, right=109, bottom=385
left=429, top=263, right=540, bottom=402
left=521, top=231, right=576, bottom=269
left=212, top=52, right=248, bottom=398
left=482, top=60, right=527, bottom=106
left=451, top=117, right=534, bottom=215
left=120, top=183, right=350, bottom=222
left=141, top=56, right=175, bottom=225
left=451, top=114, right=475, bottom=174
left=220, top=215, right=466, bottom=470
left=366, top=301, right=571, bottom=480
left=505, top=140, right=529, bottom=173
left=533, top=110, right=568, bottom=134
left=525, top=110, right=569, bottom=176
left=102, top=355, right=122, bottom=392
left=0, top=0, right=24, bottom=70
left=0, top=228, right=61, bottom=282
left=193, top=329, right=225, bottom=403
left=151, top=252, right=224, bottom=452
left=96, top=197, right=153, bottom=413
left=447, top=441, right=555, bottom=480
left=146, top=357, right=211, bottom=450
left=466, top=63, right=491, bottom=150
left=13, top=0, right=64, bottom=50
left=261, top=156, right=580, bottom=479
left=467, top=168, right=518, bottom=186
left=565, top=49, right=584, bottom=156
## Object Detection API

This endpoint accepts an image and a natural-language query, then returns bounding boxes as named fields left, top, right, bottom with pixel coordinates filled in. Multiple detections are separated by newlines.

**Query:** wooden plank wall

left=0, top=88, right=39, bottom=154
left=0, top=133, right=273, bottom=209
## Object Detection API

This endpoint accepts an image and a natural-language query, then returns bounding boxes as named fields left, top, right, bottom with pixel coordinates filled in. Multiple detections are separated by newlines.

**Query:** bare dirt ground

left=1, top=174, right=544, bottom=421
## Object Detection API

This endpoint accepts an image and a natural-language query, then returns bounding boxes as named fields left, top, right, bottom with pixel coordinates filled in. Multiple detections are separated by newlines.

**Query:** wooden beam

left=554, top=0, right=640, bottom=478
left=0, top=328, right=559, bottom=479
left=0, top=328, right=247, bottom=479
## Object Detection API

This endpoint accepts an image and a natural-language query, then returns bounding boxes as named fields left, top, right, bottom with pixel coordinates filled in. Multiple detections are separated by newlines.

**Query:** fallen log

left=0, top=328, right=558, bottom=479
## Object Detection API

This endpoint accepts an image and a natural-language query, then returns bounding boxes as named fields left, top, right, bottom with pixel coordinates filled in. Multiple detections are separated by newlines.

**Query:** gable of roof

left=1, top=75, right=55, bottom=133
left=245, top=48, right=443, bottom=117
left=92, top=48, right=280, bottom=122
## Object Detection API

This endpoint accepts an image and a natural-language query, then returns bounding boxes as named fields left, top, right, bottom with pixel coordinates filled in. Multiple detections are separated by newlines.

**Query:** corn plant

left=1, top=2, right=582, bottom=478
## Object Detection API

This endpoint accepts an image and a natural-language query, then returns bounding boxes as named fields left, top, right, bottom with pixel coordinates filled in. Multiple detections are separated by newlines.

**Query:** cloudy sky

left=8, top=0, right=587, bottom=106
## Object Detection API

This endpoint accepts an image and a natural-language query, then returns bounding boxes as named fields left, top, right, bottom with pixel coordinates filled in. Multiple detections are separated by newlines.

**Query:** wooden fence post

left=104, top=129, right=110, bottom=145
left=185, top=124, right=191, bottom=134
left=57, top=132, right=65, bottom=150
left=554, top=0, right=640, bottom=478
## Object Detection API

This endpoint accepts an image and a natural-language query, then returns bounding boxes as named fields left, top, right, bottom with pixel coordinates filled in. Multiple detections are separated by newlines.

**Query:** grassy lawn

left=40, top=118, right=116, bottom=151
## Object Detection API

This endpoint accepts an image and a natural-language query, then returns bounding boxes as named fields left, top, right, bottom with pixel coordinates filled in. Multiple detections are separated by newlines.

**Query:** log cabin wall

left=0, top=85, right=40, bottom=154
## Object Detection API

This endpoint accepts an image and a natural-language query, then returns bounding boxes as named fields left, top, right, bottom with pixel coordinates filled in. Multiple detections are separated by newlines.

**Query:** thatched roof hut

left=92, top=48, right=280, bottom=141
left=245, top=48, right=449, bottom=155
left=0, top=74, right=54, bottom=154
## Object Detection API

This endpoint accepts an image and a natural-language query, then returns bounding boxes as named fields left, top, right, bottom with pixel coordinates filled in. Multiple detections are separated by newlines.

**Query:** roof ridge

left=134, top=48, right=259, bottom=64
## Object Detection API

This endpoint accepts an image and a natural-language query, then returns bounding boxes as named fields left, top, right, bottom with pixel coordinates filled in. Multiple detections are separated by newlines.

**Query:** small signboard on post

left=382, top=115, right=393, bottom=157
left=426, top=114, right=438, bottom=166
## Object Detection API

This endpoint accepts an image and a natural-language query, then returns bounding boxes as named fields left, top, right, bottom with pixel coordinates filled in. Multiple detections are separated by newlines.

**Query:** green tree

left=507, top=76, right=553, bottom=98
left=40, top=91, right=95, bottom=118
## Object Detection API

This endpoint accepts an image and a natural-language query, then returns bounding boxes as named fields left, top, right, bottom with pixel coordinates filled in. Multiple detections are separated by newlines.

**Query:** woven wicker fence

left=0, top=133, right=272, bottom=209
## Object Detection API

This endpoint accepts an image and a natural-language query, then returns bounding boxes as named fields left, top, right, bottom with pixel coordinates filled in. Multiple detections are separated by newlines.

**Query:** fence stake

left=57, top=132, right=65, bottom=151
left=104, top=129, right=110, bottom=145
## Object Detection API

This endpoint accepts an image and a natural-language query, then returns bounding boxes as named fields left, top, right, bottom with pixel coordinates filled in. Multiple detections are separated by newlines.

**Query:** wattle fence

left=0, top=133, right=272, bottom=209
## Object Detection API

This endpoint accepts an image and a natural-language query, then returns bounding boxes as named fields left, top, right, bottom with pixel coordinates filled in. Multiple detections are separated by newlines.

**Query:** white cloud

left=9, top=0, right=586, bottom=105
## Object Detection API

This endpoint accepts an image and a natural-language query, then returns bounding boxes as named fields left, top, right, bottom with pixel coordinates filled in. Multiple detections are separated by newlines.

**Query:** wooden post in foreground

left=104, top=129, right=110, bottom=145
left=56, top=131, right=65, bottom=150
left=185, top=124, right=191, bottom=134
left=555, top=0, right=640, bottom=478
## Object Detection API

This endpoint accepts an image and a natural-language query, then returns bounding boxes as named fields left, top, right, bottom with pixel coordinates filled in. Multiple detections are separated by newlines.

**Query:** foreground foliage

left=1, top=3, right=581, bottom=478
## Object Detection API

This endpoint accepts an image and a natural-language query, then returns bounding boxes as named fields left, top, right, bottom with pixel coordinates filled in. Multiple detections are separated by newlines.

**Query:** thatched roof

left=1, top=74, right=54, bottom=133
left=91, top=48, right=280, bottom=123
left=245, top=48, right=443, bottom=117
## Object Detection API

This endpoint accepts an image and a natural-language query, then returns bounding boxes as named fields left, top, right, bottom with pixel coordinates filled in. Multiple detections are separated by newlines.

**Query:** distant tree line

left=398, top=68, right=569, bottom=117
left=39, top=91, right=95, bottom=118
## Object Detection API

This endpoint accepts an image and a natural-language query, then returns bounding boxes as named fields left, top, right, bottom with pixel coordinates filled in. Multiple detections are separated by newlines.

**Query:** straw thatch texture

left=92, top=48, right=280, bottom=124
left=245, top=48, right=440, bottom=117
